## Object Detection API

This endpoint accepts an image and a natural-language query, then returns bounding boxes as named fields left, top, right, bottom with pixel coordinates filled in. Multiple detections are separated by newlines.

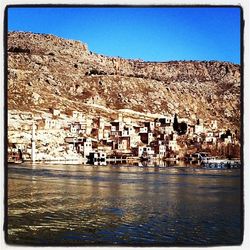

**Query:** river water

left=6, top=164, right=243, bottom=246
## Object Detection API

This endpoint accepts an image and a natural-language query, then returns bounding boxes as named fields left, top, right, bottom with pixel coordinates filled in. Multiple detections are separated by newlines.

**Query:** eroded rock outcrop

left=7, top=31, right=241, bottom=131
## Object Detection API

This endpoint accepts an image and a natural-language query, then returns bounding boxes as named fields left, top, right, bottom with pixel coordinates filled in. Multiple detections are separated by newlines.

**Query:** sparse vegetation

left=7, top=31, right=241, bottom=135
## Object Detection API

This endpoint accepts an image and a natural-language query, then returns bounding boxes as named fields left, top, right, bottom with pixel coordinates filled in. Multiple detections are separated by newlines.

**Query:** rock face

left=7, top=31, right=241, bottom=130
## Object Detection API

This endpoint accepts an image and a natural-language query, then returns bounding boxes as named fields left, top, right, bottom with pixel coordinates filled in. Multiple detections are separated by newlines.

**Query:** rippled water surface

left=7, top=164, right=242, bottom=246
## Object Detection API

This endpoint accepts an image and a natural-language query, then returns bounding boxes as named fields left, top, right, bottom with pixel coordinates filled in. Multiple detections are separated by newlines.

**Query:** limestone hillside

left=7, top=31, right=241, bottom=130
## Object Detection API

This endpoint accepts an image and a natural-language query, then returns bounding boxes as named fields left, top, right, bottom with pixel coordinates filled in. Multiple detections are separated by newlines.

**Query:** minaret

left=31, top=121, right=36, bottom=162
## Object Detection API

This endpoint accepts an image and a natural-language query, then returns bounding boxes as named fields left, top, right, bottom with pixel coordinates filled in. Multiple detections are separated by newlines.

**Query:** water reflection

left=7, top=164, right=242, bottom=246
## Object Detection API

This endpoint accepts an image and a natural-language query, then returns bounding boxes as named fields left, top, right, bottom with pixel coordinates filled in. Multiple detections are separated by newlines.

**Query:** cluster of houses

left=8, top=108, right=240, bottom=165
left=62, top=112, right=180, bottom=163
left=41, top=108, right=241, bottom=163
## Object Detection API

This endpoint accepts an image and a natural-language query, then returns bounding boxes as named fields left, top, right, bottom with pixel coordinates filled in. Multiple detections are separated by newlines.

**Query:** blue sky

left=7, top=7, right=241, bottom=64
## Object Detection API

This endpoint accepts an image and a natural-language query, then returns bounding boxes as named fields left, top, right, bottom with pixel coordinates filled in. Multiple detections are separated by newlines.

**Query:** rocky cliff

left=7, top=31, right=241, bottom=130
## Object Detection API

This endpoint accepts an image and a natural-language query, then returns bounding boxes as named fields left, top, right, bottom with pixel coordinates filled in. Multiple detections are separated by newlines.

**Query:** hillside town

left=8, top=107, right=241, bottom=167
left=7, top=32, right=241, bottom=169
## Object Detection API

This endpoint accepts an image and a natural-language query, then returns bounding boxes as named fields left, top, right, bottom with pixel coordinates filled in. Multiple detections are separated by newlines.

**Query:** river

left=6, top=164, right=243, bottom=246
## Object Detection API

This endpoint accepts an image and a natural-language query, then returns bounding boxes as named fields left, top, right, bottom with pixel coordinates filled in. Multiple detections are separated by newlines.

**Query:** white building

left=72, top=111, right=84, bottom=121
left=52, top=109, right=60, bottom=116
left=194, top=124, right=204, bottom=135
left=139, top=127, right=148, bottom=133
left=118, top=113, right=123, bottom=122
left=86, top=118, right=93, bottom=134
left=167, top=140, right=179, bottom=151
left=159, top=145, right=166, bottom=157
left=97, top=129, right=103, bottom=140
left=224, top=136, right=232, bottom=144
left=103, top=129, right=111, bottom=139
left=88, top=151, right=106, bottom=165
left=130, top=135, right=141, bottom=147
left=118, top=122, right=124, bottom=131
left=127, top=126, right=135, bottom=135
left=122, top=130, right=129, bottom=137
left=138, top=146, right=154, bottom=157
left=98, top=117, right=105, bottom=129
left=70, top=123, right=81, bottom=134
left=83, top=138, right=93, bottom=157
left=167, top=133, right=179, bottom=151
left=72, top=111, right=79, bottom=119
left=205, top=132, right=217, bottom=144
left=164, top=125, right=174, bottom=135
left=44, top=118, right=61, bottom=130
left=148, top=132, right=154, bottom=144
left=118, top=139, right=129, bottom=151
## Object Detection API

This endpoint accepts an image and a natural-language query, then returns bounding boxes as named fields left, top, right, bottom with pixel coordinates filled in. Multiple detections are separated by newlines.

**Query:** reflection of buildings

left=31, top=122, right=36, bottom=162
left=8, top=162, right=241, bottom=244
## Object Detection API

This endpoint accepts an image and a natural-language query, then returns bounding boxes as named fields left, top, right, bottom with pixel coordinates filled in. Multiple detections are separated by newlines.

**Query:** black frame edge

left=3, top=4, right=244, bottom=246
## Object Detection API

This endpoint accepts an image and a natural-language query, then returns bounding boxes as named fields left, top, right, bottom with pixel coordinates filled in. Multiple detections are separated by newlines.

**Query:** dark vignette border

left=3, top=4, right=244, bottom=247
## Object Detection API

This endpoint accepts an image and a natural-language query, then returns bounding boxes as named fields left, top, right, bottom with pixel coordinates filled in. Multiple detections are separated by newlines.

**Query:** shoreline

left=7, top=161, right=240, bottom=170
